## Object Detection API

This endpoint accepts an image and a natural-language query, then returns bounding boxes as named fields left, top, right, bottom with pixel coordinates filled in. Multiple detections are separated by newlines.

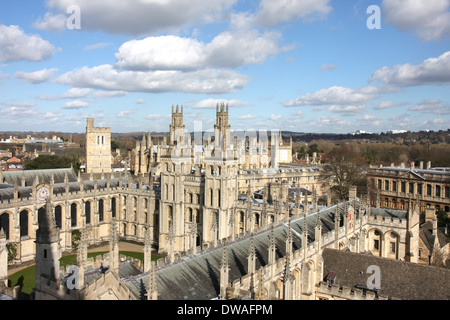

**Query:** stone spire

left=77, top=227, right=88, bottom=288
left=285, top=218, right=293, bottom=256
left=219, top=243, right=229, bottom=300
left=147, top=261, right=158, bottom=300
left=248, top=232, right=256, bottom=276
left=168, top=220, right=175, bottom=263
left=144, top=227, right=152, bottom=273
left=109, top=219, right=119, bottom=273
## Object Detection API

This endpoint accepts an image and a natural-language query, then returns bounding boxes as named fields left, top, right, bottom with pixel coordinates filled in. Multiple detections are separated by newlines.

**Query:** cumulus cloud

left=0, top=25, right=56, bottom=63
left=283, top=86, right=377, bottom=109
left=409, top=99, right=450, bottom=114
left=116, top=110, right=135, bottom=118
left=238, top=114, right=257, bottom=120
left=14, top=68, right=57, bottom=84
left=34, top=0, right=236, bottom=35
left=382, top=0, right=450, bottom=41
left=255, top=0, right=332, bottom=26
left=62, top=100, right=89, bottom=109
left=370, top=51, right=450, bottom=86
left=37, top=88, right=91, bottom=100
left=193, top=99, right=250, bottom=109
left=91, top=90, right=129, bottom=99
left=374, top=101, right=405, bottom=110
left=55, top=64, right=248, bottom=94
left=114, top=30, right=281, bottom=71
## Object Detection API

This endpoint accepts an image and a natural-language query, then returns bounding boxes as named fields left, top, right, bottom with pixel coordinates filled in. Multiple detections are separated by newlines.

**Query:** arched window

left=55, top=206, right=62, bottom=229
left=85, top=201, right=91, bottom=225
left=188, top=208, right=193, bottom=222
left=71, top=203, right=77, bottom=227
left=99, top=199, right=104, bottom=222
left=0, top=213, right=9, bottom=240
left=20, top=210, right=29, bottom=238
left=38, top=207, right=46, bottom=226
left=111, top=197, right=116, bottom=218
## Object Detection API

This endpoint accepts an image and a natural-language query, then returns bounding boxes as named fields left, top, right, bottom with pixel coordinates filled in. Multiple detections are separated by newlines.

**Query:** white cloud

left=14, top=68, right=57, bottom=84
left=34, top=0, right=237, bottom=35
left=55, top=64, right=248, bottom=94
left=114, top=30, right=281, bottom=71
left=145, top=114, right=162, bottom=120
left=37, top=88, right=91, bottom=100
left=270, top=114, right=282, bottom=121
left=370, top=51, right=450, bottom=86
left=283, top=86, right=377, bottom=108
left=193, top=99, right=250, bottom=109
left=62, top=100, right=89, bottom=109
left=91, top=90, right=129, bottom=98
left=238, top=114, right=257, bottom=120
left=0, top=25, right=56, bottom=63
left=374, top=101, right=404, bottom=110
left=255, top=0, right=332, bottom=26
left=84, top=42, right=114, bottom=51
left=320, top=64, right=337, bottom=71
left=116, top=110, right=135, bottom=118
left=409, top=99, right=450, bottom=114
left=136, top=99, right=146, bottom=104
left=382, top=0, right=450, bottom=41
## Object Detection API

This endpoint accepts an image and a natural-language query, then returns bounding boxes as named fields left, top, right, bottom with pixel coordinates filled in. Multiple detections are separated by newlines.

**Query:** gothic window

left=111, top=197, right=116, bottom=218
left=85, top=201, right=91, bottom=225
left=188, top=208, right=193, bottom=222
left=55, top=205, right=62, bottom=229
left=133, top=197, right=137, bottom=207
left=189, top=193, right=193, bottom=203
left=197, top=194, right=201, bottom=205
left=172, top=185, right=175, bottom=201
left=210, top=189, right=214, bottom=207
left=71, top=203, right=77, bottom=227
left=38, top=207, right=46, bottom=226
left=20, top=210, right=29, bottom=238
left=99, top=199, right=104, bottom=222
left=165, top=184, right=169, bottom=200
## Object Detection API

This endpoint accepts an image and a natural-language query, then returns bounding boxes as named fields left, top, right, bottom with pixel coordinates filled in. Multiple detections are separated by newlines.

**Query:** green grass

left=8, top=251, right=161, bottom=295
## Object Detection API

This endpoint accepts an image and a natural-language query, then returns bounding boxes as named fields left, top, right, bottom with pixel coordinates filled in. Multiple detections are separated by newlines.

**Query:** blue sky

left=0, top=0, right=449, bottom=134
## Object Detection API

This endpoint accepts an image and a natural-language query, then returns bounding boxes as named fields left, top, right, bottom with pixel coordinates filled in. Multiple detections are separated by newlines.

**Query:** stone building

left=85, top=118, right=112, bottom=174
left=1, top=105, right=448, bottom=300
left=367, top=162, right=450, bottom=213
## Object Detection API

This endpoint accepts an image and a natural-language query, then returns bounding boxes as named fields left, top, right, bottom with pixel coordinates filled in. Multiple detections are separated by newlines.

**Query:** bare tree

left=319, top=145, right=367, bottom=201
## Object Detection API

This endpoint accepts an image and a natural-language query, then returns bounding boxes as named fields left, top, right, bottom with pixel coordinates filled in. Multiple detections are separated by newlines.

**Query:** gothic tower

left=169, top=105, right=185, bottom=146
left=85, top=118, right=112, bottom=174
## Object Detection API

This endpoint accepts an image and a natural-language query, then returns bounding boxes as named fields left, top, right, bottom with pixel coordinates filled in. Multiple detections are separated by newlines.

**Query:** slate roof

left=322, top=248, right=450, bottom=300
left=122, top=201, right=390, bottom=300
left=1, top=168, right=78, bottom=186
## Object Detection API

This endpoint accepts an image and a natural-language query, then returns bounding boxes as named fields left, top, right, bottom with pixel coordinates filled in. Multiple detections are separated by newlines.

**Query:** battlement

left=368, top=214, right=406, bottom=227
left=316, top=281, right=388, bottom=300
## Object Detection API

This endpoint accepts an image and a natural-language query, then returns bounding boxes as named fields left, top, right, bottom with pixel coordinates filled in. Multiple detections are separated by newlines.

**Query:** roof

left=1, top=168, right=78, bottom=186
left=322, top=248, right=450, bottom=300
left=123, top=201, right=405, bottom=300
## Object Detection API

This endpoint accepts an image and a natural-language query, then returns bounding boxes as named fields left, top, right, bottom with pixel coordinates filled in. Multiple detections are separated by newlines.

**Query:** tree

left=25, top=155, right=81, bottom=173
left=319, top=145, right=367, bottom=201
